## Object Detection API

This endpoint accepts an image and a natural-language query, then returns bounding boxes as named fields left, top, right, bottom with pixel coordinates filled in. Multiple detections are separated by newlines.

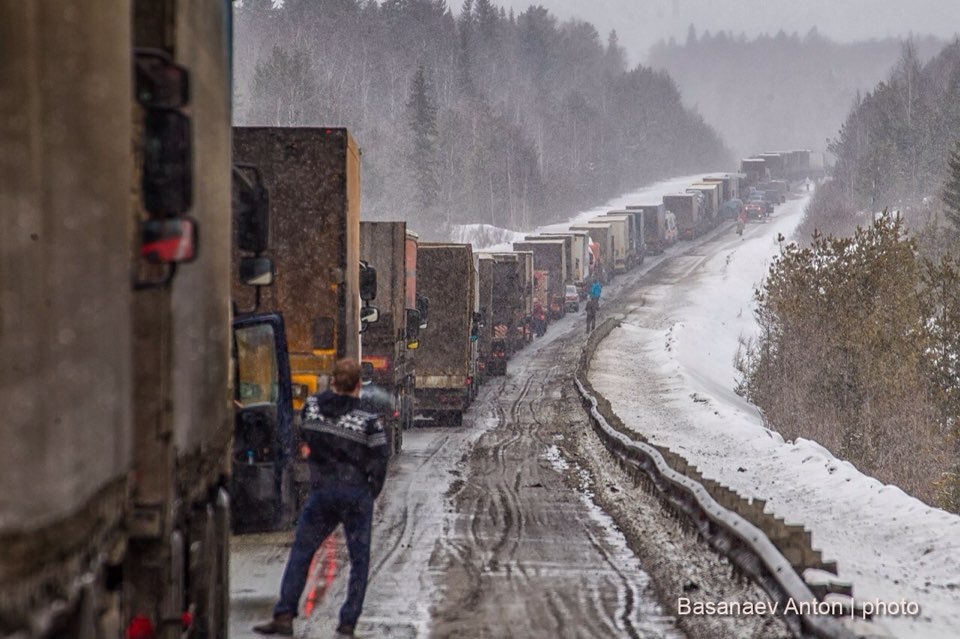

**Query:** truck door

left=231, top=312, right=296, bottom=532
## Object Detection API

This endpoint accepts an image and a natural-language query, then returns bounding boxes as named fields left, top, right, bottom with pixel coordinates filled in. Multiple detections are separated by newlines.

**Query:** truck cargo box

left=512, top=239, right=567, bottom=319
left=663, top=193, right=702, bottom=240
left=414, top=243, right=477, bottom=426
left=233, top=127, right=362, bottom=396
left=627, top=203, right=666, bottom=254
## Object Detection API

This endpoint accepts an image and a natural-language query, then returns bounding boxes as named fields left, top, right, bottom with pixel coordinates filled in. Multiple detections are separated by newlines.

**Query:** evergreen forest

left=233, top=0, right=731, bottom=238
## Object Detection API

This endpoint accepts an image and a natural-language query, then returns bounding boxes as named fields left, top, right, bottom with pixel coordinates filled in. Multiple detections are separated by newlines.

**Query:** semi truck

left=687, top=183, right=721, bottom=232
left=490, top=253, right=530, bottom=358
left=360, top=222, right=422, bottom=455
left=663, top=193, right=703, bottom=240
left=475, top=255, right=501, bottom=378
left=740, top=158, right=769, bottom=190
left=1, top=2, right=236, bottom=634
left=627, top=203, right=667, bottom=254
left=512, top=239, right=568, bottom=319
left=231, top=126, right=379, bottom=529
left=533, top=231, right=592, bottom=297
left=570, top=222, right=613, bottom=283
left=606, top=211, right=646, bottom=268
left=415, top=243, right=479, bottom=427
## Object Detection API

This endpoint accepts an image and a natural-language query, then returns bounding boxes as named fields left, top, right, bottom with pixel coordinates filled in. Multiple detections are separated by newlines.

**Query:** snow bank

left=590, top=195, right=960, bottom=639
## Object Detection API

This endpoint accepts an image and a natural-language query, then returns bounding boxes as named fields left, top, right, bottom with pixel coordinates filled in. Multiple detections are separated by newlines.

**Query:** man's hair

left=331, top=358, right=362, bottom=393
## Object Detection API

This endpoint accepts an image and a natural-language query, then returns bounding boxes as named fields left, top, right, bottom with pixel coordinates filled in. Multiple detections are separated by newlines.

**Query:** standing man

left=254, top=358, right=390, bottom=637
left=585, top=296, right=598, bottom=333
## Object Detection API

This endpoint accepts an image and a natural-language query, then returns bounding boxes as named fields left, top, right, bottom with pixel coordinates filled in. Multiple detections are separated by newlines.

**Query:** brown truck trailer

left=500, top=250, right=535, bottom=351
left=415, top=243, right=479, bottom=427
left=512, top=239, right=568, bottom=320
left=233, top=127, right=375, bottom=402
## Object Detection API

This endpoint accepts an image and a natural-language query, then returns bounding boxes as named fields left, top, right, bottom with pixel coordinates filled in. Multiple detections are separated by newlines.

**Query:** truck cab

left=232, top=312, right=297, bottom=531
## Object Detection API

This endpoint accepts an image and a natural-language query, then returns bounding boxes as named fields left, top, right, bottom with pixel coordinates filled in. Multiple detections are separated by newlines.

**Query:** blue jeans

left=274, top=484, right=374, bottom=627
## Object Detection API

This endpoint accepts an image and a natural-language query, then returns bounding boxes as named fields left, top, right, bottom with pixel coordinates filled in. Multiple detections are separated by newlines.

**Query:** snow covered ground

left=589, top=194, right=960, bottom=639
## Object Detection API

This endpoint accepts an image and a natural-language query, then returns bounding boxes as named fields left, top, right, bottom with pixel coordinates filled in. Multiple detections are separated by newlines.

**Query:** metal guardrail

left=575, top=317, right=861, bottom=639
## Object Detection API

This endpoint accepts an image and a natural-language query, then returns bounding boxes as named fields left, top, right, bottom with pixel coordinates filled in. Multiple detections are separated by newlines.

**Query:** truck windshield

left=235, top=323, right=280, bottom=407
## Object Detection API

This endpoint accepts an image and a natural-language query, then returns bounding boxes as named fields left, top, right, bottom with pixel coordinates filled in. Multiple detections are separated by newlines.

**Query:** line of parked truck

left=227, top=129, right=815, bottom=538
left=3, top=0, right=815, bottom=628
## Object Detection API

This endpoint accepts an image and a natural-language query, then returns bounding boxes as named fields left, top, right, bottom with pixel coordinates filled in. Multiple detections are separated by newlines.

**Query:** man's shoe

left=252, top=614, right=293, bottom=636
left=335, top=623, right=355, bottom=636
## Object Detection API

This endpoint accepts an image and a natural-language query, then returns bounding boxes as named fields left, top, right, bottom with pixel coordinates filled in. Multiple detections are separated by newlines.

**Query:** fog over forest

left=235, top=1, right=958, bottom=239
left=649, top=29, right=948, bottom=161
left=233, top=0, right=730, bottom=237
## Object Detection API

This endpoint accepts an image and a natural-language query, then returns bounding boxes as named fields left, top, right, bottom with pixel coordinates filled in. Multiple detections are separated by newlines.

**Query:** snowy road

left=229, top=312, right=694, bottom=638
left=228, top=200, right=811, bottom=638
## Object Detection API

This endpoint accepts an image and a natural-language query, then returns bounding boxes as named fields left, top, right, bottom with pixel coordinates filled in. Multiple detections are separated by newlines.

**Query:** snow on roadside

left=589, top=195, right=960, bottom=639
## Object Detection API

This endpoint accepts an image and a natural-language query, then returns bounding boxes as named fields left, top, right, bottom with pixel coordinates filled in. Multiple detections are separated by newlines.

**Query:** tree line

left=233, top=0, right=731, bottom=238
left=740, top=40, right=960, bottom=513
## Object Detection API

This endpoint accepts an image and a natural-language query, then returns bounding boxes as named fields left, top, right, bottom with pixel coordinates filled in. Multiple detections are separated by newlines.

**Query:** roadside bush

left=739, top=214, right=957, bottom=510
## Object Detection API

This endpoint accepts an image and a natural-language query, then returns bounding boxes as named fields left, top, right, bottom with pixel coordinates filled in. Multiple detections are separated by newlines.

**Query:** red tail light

left=125, top=616, right=155, bottom=639
left=466, top=376, right=473, bottom=386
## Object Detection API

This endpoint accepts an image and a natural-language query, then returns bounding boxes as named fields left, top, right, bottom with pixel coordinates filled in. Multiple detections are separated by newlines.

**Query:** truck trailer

left=512, top=239, right=568, bottom=319
left=360, top=222, right=421, bottom=455
left=533, top=232, right=592, bottom=296
left=627, top=203, right=667, bottom=254
left=663, top=193, right=703, bottom=240
left=1, top=2, right=235, bottom=634
left=570, top=222, right=613, bottom=283
left=415, top=243, right=479, bottom=427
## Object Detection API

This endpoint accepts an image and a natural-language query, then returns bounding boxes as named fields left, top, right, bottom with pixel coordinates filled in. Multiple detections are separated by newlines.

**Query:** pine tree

left=248, top=45, right=318, bottom=126
left=407, top=65, right=442, bottom=227
left=942, top=140, right=960, bottom=228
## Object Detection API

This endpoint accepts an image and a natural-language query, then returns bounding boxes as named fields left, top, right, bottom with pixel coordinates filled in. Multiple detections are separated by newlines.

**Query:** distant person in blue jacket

left=590, top=280, right=602, bottom=300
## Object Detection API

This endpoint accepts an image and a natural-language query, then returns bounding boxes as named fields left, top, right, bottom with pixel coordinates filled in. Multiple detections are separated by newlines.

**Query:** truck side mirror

left=142, top=109, right=192, bottom=215
left=359, top=262, right=377, bottom=301
left=405, top=309, right=421, bottom=348
left=416, top=294, right=429, bottom=328
left=140, top=217, right=197, bottom=263
left=135, top=49, right=189, bottom=109
left=240, top=256, right=274, bottom=287
left=360, top=305, right=379, bottom=325
left=233, top=165, right=270, bottom=254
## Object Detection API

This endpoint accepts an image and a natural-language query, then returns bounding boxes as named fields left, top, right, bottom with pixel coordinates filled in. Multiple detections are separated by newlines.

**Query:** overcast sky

left=493, top=0, right=960, bottom=65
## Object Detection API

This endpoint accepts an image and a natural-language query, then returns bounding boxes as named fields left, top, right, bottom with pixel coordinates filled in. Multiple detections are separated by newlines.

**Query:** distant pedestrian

left=585, top=297, right=598, bottom=333
left=590, top=280, right=602, bottom=300
left=254, top=358, right=390, bottom=637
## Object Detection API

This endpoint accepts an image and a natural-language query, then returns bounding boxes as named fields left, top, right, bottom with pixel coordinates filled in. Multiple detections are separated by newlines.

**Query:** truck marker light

left=125, top=615, right=155, bottom=639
